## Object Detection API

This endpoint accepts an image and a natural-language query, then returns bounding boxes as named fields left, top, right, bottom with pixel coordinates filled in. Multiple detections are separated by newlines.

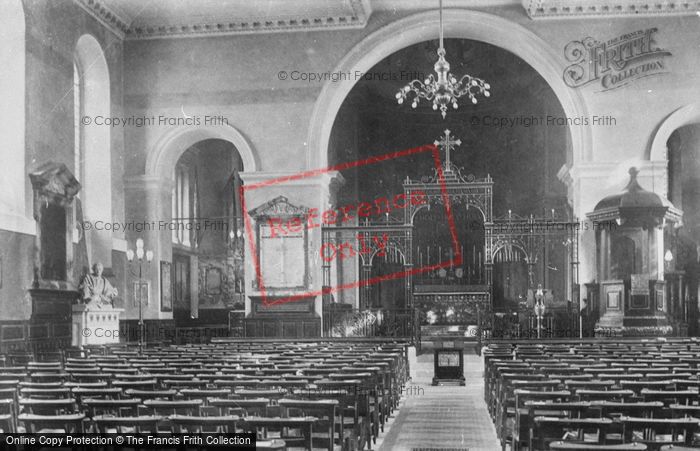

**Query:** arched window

left=172, top=164, right=196, bottom=247
left=74, top=35, right=111, bottom=267
left=0, top=0, right=28, bottom=232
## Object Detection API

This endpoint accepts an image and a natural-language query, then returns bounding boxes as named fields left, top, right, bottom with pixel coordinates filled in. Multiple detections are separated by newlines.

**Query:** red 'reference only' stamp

left=240, top=144, right=461, bottom=306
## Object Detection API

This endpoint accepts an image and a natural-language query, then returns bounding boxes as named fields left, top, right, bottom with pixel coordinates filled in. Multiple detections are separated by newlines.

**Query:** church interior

left=2, top=0, right=700, bottom=449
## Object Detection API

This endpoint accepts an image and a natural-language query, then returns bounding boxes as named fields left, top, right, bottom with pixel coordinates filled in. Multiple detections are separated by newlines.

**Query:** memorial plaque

left=260, top=223, right=306, bottom=288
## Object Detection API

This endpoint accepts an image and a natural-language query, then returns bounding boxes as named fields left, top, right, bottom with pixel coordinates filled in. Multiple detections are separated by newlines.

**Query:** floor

left=376, top=350, right=500, bottom=451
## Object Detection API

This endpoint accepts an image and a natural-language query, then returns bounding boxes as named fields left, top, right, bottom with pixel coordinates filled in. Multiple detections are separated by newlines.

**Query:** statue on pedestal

left=78, top=263, right=118, bottom=309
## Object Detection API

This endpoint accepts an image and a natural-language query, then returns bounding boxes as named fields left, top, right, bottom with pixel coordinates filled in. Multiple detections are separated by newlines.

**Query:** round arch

left=145, top=124, right=259, bottom=179
left=306, top=9, right=590, bottom=169
left=648, top=103, right=700, bottom=161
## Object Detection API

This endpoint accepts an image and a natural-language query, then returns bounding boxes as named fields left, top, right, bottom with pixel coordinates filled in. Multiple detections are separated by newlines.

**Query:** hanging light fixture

left=395, top=0, right=490, bottom=119
left=664, top=249, right=673, bottom=262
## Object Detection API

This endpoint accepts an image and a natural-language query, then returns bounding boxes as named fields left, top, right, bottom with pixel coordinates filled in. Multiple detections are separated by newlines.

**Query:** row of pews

left=484, top=339, right=700, bottom=451
left=0, top=340, right=410, bottom=450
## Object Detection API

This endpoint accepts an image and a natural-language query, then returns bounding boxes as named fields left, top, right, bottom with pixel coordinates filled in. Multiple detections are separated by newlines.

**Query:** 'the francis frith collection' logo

left=563, top=28, right=671, bottom=91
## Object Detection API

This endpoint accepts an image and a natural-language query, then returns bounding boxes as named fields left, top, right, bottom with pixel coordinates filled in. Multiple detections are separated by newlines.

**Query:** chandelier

left=395, top=0, right=490, bottom=119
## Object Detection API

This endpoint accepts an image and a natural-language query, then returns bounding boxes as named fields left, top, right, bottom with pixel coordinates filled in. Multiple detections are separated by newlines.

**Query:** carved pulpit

left=587, top=168, right=682, bottom=336
left=28, top=162, right=81, bottom=327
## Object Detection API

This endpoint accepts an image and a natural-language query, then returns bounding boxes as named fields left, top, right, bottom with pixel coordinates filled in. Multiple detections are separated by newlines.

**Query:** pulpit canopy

left=589, top=167, right=674, bottom=228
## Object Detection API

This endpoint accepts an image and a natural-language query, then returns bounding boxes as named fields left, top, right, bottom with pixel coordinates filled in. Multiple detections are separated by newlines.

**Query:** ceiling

left=74, top=0, right=700, bottom=40
left=75, top=0, right=373, bottom=39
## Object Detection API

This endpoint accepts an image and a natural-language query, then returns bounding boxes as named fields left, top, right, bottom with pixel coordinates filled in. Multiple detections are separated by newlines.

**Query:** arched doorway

left=123, top=125, right=258, bottom=339
left=493, top=245, right=529, bottom=312
left=169, top=139, right=246, bottom=330
left=369, top=248, right=406, bottom=310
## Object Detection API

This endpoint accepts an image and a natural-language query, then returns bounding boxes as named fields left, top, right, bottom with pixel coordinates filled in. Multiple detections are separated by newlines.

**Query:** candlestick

left=478, top=251, right=482, bottom=281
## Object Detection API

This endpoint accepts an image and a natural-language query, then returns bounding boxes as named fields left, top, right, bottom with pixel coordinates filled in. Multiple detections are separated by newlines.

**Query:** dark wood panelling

left=244, top=316, right=321, bottom=338
left=173, top=308, right=228, bottom=326
left=0, top=320, right=71, bottom=354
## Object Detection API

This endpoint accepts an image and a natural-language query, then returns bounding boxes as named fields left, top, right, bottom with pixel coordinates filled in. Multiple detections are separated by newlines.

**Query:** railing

left=322, top=308, right=418, bottom=342
left=478, top=306, right=590, bottom=344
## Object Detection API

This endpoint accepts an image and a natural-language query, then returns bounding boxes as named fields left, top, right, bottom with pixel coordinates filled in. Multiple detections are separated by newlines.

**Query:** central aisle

left=377, top=350, right=500, bottom=451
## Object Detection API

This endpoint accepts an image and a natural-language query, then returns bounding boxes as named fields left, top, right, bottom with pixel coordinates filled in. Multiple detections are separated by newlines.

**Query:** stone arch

left=145, top=124, right=259, bottom=179
left=306, top=9, right=590, bottom=170
left=648, top=103, right=700, bottom=161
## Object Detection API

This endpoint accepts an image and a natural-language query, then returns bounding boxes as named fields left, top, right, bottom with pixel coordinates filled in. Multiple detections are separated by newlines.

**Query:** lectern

left=432, top=342, right=465, bottom=385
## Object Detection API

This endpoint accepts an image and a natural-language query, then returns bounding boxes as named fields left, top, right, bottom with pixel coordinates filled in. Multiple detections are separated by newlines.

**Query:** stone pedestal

left=71, top=304, right=124, bottom=346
